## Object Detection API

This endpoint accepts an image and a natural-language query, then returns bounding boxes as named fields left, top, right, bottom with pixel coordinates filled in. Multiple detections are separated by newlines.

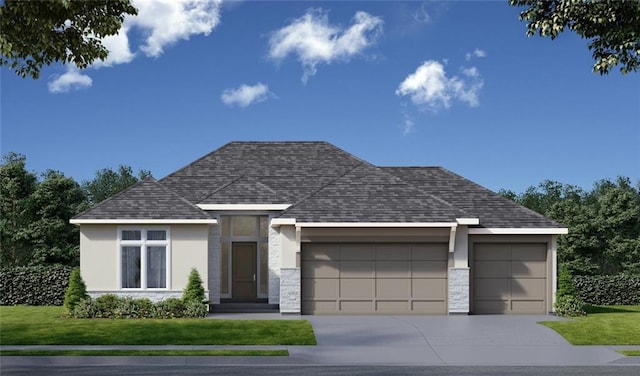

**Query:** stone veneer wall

left=448, top=267, right=470, bottom=314
left=208, top=223, right=221, bottom=304
left=268, top=225, right=281, bottom=305
left=279, top=268, right=300, bottom=313
left=87, top=291, right=210, bottom=303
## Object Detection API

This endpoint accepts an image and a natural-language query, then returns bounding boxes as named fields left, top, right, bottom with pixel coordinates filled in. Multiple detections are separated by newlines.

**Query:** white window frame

left=117, top=226, right=171, bottom=290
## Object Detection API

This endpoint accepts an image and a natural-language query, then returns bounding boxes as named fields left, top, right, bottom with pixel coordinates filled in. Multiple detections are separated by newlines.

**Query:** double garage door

left=301, top=243, right=448, bottom=314
left=473, top=243, right=548, bottom=314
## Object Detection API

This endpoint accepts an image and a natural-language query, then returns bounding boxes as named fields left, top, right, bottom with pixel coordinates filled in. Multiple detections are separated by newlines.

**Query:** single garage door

left=473, top=243, right=547, bottom=314
left=301, top=243, right=448, bottom=314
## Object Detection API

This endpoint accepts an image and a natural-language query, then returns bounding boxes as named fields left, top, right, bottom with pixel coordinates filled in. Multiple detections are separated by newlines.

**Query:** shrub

left=155, top=297, right=185, bottom=319
left=72, top=298, right=98, bottom=318
left=0, top=266, right=72, bottom=305
left=555, top=295, right=586, bottom=317
left=184, top=299, right=208, bottom=318
left=556, top=265, right=577, bottom=298
left=574, top=275, right=640, bottom=305
left=183, top=268, right=206, bottom=304
left=94, top=294, right=121, bottom=318
left=64, top=268, right=89, bottom=312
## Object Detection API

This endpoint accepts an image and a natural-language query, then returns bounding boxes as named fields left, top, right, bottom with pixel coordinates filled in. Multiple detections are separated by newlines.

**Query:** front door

left=232, top=242, right=257, bottom=300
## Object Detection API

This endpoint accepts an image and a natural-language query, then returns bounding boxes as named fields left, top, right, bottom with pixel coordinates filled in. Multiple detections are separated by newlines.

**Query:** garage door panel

left=377, top=300, right=410, bottom=312
left=511, top=278, right=545, bottom=298
left=376, top=279, right=410, bottom=298
left=340, top=300, right=373, bottom=312
left=303, top=245, right=338, bottom=260
left=511, top=244, right=546, bottom=260
left=474, top=261, right=509, bottom=278
left=412, top=261, right=447, bottom=278
left=412, top=244, right=448, bottom=260
left=475, top=300, right=508, bottom=314
left=302, top=279, right=338, bottom=299
left=339, top=245, right=374, bottom=260
left=511, top=260, right=546, bottom=278
left=511, top=300, right=545, bottom=313
left=474, top=278, right=509, bottom=299
left=302, top=261, right=339, bottom=278
left=375, top=245, right=411, bottom=260
left=340, top=278, right=373, bottom=298
left=474, top=244, right=509, bottom=260
left=412, top=278, right=447, bottom=299
left=302, top=243, right=447, bottom=314
left=412, top=300, right=446, bottom=313
left=376, top=261, right=410, bottom=278
left=340, top=261, right=374, bottom=278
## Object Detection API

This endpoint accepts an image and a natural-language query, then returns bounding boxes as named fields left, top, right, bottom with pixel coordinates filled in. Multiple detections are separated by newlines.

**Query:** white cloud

left=396, top=60, right=484, bottom=111
left=221, top=83, right=272, bottom=108
left=48, top=68, right=93, bottom=93
left=268, top=8, right=383, bottom=83
left=412, top=3, right=431, bottom=24
left=48, top=0, right=222, bottom=92
left=130, top=0, right=222, bottom=57
left=466, top=48, right=487, bottom=61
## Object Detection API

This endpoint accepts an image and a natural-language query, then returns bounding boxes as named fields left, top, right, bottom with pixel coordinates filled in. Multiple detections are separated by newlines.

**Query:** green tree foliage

left=82, top=165, right=151, bottom=205
left=0, top=153, right=38, bottom=266
left=64, top=268, right=88, bottom=312
left=509, top=0, right=640, bottom=74
left=183, top=268, right=207, bottom=304
left=501, top=177, right=640, bottom=275
left=0, top=0, right=137, bottom=79
left=29, top=170, right=88, bottom=266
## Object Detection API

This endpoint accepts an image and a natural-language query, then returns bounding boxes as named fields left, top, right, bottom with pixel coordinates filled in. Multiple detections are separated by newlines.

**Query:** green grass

left=540, top=305, right=640, bottom=345
left=618, top=350, right=640, bottom=356
left=0, top=306, right=316, bottom=345
left=0, top=349, right=288, bottom=356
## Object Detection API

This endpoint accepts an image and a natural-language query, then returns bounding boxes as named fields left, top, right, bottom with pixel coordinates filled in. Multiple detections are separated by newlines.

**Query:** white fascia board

left=70, top=219, right=218, bottom=225
left=456, top=218, right=479, bottom=225
left=271, top=218, right=297, bottom=227
left=197, top=204, right=291, bottom=211
left=468, top=228, right=569, bottom=235
left=295, top=222, right=458, bottom=228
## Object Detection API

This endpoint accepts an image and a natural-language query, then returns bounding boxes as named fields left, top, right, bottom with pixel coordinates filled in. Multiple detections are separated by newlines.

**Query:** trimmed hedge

left=0, top=266, right=72, bottom=306
left=71, top=295, right=208, bottom=319
left=574, top=275, right=640, bottom=306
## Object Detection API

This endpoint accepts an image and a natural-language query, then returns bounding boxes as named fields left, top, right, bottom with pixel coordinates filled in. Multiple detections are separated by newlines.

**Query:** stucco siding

left=80, top=225, right=118, bottom=290
left=170, top=224, right=209, bottom=291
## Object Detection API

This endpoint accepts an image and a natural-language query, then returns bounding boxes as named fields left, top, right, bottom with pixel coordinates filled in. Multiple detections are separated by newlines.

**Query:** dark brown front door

left=232, top=242, right=257, bottom=300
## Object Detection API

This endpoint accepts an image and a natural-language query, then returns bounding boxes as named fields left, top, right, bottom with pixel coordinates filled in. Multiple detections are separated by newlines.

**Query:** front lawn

left=0, top=349, right=288, bottom=356
left=540, top=305, right=640, bottom=345
left=0, top=306, right=316, bottom=345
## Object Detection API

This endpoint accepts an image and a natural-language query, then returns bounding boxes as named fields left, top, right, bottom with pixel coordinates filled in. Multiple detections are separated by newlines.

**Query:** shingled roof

left=73, top=142, right=563, bottom=228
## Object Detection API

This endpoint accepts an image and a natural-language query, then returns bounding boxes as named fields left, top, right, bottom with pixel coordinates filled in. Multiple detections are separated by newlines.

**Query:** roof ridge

left=196, top=174, right=245, bottom=204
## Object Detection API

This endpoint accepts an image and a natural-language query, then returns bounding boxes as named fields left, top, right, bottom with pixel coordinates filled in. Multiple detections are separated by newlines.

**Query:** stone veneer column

left=448, top=268, right=470, bottom=314
left=268, top=225, right=281, bottom=305
left=279, top=267, right=300, bottom=314
left=207, top=223, right=221, bottom=304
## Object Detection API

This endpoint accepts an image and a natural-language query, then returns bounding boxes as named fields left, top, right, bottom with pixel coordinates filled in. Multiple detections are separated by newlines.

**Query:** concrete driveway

left=288, top=315, right=634, bottom=366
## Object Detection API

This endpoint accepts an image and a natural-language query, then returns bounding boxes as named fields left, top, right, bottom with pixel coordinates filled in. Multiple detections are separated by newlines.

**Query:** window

left=119, top=228, right=169, bottom=289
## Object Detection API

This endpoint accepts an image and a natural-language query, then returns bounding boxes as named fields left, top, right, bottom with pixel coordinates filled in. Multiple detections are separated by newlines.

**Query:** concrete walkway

left=2, top=314, right=639, bottom=367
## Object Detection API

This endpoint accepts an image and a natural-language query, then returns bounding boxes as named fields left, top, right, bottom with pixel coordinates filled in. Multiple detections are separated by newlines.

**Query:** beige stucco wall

left=80, top=225, right=118, bottom=290
left=79, top=224, right=209, bottom=293
left=171, top=224, right=209, bottom=290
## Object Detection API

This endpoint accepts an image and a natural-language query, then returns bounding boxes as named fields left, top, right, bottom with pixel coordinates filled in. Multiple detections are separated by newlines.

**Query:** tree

left=82, top=165, right=151, bottom=205
left=0, top=153, right=37, bottom=266
left=28, top=170, right=88, bottom=266
left=183, top=268, right=206, bottom=304
left=0, top=0, right=137, bottom=79
left=509, top=0, right=640, bottom=74
left=64, top=268, right=89, bottom=312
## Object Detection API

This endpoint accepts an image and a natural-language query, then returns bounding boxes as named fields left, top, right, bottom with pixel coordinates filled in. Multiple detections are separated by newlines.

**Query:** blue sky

left=2, top=0, right=639, bottom=193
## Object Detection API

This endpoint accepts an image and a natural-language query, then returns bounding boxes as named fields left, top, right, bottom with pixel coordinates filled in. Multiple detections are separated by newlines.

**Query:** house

left=71, top=141, right=567, bottom=315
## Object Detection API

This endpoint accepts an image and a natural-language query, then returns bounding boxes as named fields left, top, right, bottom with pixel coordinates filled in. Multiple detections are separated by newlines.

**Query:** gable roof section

left=384, top=167, right=563, bottom=228
left=279, top=164, right=472, bottom=223
left=160, top=141, right=367, bottom=204
left=71, top=177, right=213, bottom=223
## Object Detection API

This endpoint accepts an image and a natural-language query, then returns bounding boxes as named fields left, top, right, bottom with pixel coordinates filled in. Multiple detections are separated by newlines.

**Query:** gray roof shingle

left=74, top=141, right=563, bottom=228
left=73, top=177, right=211, bottom=220
left=384, top=167, right=562, bottom=228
